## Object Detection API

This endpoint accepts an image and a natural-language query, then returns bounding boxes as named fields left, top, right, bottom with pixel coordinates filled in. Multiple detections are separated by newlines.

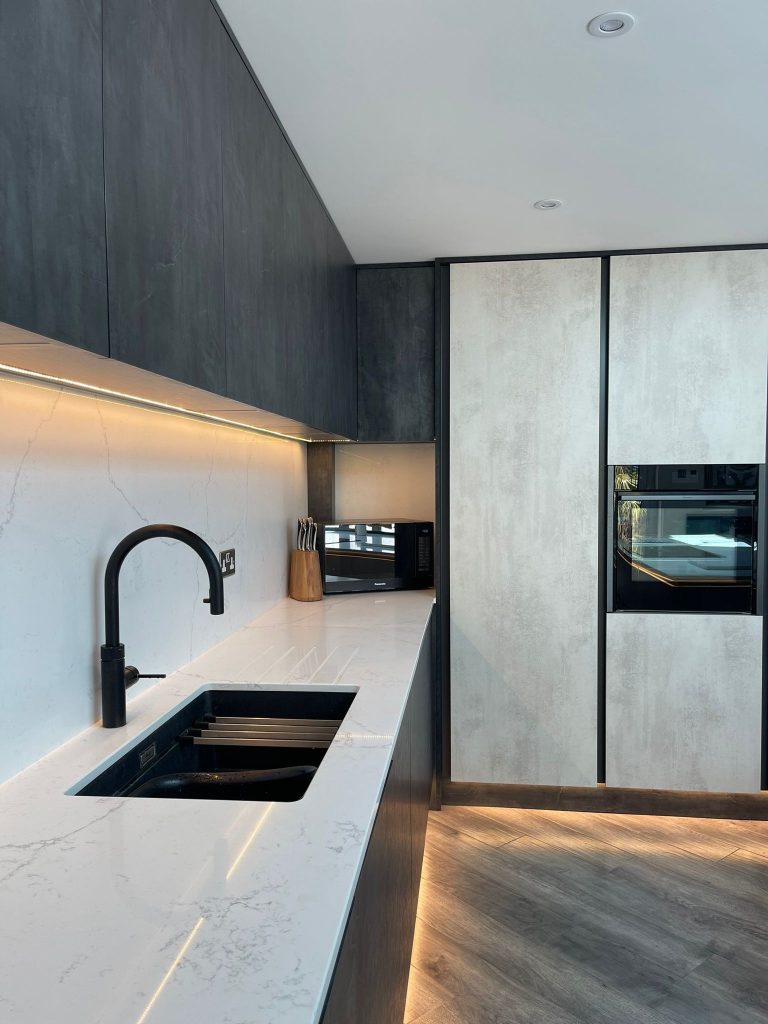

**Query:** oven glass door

left=614, top=494, right=756, bottom=612
left=323, top=523, right=398, bottom=584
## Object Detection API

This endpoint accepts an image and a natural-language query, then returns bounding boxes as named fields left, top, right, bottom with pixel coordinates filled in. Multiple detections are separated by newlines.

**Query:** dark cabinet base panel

left=321, top=613, right=433, bottom=1024
left=443, top=780, right=768, bottom=820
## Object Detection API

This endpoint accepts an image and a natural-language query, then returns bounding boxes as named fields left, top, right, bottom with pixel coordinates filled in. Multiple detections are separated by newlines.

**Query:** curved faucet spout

left=101, top=524, right=225, bottom=727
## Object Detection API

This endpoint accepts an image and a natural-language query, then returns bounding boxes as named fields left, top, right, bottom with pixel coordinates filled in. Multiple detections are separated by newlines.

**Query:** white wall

left=0, top=377, right=306, bottom=782
left=334, top=443, right=435, bottom=522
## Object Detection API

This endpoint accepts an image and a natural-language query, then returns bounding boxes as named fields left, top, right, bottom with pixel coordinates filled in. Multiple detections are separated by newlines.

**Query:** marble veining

left=0, top=376, right=305, bottom=783
left=0, top=590, right=434, bottom=1024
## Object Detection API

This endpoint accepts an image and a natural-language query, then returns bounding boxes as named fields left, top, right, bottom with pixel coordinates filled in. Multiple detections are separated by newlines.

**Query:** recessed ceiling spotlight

left=533, top=199, right=562, bottom=211
left=587, top=12, right=635, bottom=36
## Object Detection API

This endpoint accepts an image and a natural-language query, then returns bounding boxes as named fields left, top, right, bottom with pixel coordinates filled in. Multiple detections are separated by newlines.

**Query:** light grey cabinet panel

left=606, top=613, right=763, bottom=793
left=449, top=259, right=602, bottom=787
left=608, top=250, right=768, bottom=465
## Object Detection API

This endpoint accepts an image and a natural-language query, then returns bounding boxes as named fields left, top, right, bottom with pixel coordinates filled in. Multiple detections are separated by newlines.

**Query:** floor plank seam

left=407, top=811, right=768, bottom=1024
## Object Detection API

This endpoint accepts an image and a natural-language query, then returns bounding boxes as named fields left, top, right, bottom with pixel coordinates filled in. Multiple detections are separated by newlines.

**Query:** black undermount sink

left=75, top=689, right=356, bottom=802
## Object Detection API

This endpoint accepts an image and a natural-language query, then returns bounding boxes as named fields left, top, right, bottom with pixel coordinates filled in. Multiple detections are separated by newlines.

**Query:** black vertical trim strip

left=219, top=24, right=228, bottom=397
left=100, top=0, right=111, bottom=357
left=435, top=260, right=451, bottom=799
left=597, top=257, right=610, bottom=784
left=354, top=266, right=360, bottom=439
left=761, top=383, right=768, bottom=785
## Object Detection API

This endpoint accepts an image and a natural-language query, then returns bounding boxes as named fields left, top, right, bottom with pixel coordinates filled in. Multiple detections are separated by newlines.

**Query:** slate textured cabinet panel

left=450, top=259, right=602, bottom=787
left=321, top=613, right=433, bottom=1024
left=606, top=613, right=763, bottom=792
left=223, top=38, right=356, bottom=437
left=357, top=266, right=435, bottom=442
left=0, top=0, right=107, bottom=353
left=409, top=613, right=433, bottom=908
left=222, top=43, right=291, bottom=416
left=608, top=249, right=768, bottom=464
left=103, top=0, right=226, bottom=394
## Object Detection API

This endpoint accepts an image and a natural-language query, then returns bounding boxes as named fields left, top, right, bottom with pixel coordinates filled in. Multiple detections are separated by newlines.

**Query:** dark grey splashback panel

left=0, top=0, right=108, bottom=353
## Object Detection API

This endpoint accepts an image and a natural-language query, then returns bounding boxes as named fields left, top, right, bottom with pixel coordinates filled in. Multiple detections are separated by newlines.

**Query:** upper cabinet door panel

left=0, top=0, right=108, bottom=353
left=608, top=249, right=768, bottom=465
left=222, top=40, right=356, bottom=437
left=222, top=45, right=293, bottom=418
left=357, top=267, right=435, bottom=442
left=322, top=218, right=357, bottom=438
left=103, top=0, right=226, bottom=394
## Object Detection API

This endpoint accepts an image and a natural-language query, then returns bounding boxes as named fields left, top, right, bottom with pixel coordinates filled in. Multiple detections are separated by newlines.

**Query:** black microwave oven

left=317, top=520, right=434, bottom=594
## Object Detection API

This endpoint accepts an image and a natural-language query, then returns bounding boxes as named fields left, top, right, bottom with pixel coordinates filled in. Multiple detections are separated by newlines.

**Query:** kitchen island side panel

left=606, top=613, right=763, bottom=793
left=449, top=258, right=602, bottom=786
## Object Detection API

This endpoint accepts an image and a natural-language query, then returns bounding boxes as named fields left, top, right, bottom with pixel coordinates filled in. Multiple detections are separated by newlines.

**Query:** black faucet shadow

left=100, top=525, right=225, bottom=728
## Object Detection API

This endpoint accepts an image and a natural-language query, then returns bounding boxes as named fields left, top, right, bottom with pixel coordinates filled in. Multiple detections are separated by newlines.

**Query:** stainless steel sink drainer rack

left=180, top=715, right=343, bottom=749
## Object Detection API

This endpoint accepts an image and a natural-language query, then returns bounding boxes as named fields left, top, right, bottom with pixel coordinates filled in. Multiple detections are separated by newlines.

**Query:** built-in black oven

left=317, top=520, right=434, bottom=594
left=611, top=464, right=760, bottom=614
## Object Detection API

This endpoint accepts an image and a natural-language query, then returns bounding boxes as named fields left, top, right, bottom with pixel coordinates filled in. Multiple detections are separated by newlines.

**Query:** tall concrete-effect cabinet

left=449, top=259, right=602, bottom=787
left=608, top=249, right=768, bottom=465
left=606, top=614, right=763, bottom=792
left=606, top=248, right=768, bottom=793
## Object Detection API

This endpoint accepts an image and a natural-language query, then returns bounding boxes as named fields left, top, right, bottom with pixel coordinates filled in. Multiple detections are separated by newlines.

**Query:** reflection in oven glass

left=617, top=500, right=754, bottom=588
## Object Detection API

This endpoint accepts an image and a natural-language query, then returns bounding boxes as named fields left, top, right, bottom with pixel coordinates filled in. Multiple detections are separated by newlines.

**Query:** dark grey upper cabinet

left=103, top=0, right=226, bottom=394
left=222, top=46, right=290, bottom=417
left=323, top=222, right=357, bottom=438
left=0, top=0, right=108, bottom=352
left=357, top=266, right=435, bottom=442
left=222, top=37, right=356, bottom=438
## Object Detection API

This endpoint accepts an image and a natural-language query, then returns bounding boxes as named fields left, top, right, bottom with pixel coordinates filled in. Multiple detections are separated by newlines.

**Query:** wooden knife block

left=289, top=549, right=323, bottom=602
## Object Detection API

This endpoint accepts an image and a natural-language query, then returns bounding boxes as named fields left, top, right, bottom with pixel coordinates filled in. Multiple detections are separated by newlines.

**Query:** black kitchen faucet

left=100, top=525, right=224, bottom=728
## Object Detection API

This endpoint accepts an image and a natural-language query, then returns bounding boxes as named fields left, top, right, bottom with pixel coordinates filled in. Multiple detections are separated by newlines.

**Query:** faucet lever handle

left=124, top=666, right=167, bottom=687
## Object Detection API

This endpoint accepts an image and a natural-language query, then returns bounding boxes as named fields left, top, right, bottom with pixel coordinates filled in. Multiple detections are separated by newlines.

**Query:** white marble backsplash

left=0, top=377, right=306, bottom=782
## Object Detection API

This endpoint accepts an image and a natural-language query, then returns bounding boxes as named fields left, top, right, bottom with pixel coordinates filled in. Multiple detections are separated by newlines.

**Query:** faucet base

left=100, top=643, right=126, bottom=728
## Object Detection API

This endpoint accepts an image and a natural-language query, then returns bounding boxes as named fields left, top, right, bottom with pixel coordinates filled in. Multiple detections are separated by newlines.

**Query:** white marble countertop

left=0, top=591, right=434, bottom=1024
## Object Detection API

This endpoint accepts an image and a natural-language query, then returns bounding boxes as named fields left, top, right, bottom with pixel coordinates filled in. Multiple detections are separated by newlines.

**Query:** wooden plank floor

left=404, top=805, right=768, bottom=1023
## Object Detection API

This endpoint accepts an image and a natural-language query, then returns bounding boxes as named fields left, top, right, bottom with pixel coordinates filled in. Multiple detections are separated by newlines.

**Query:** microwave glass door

left=324, top=523, right=397, bottom=584
left=614, top=495, right=756, bottom=612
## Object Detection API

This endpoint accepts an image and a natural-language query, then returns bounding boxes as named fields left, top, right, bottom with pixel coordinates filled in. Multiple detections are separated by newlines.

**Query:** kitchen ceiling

left=217, top=0, right=768, bottom=263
